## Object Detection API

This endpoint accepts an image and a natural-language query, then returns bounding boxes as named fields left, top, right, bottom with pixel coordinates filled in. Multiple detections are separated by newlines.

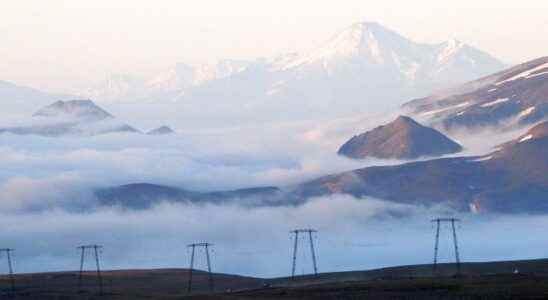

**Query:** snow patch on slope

left=480, top=98, right=509, bottom=108
left=517, top=106, right=536, bottom=119
left=495, top=62, right=548, bottom=86
left=436, top=39, right=465, bottom=64
left=519, top=134, right=533, bottom=143
left=468, top=155, right=492, bottom=162
left=420, top=102, right=470, bottom=116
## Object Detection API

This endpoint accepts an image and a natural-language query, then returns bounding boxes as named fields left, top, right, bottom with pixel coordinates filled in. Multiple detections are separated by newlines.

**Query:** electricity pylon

left=432, top=218, right=461, bottom=275
left=187, top=242, right=214, bottom=293
left=0, top=248, right=15, bottom=293
left=77, top=244, right=104, bottom=294
left=290, top=229, right=318, bottom=279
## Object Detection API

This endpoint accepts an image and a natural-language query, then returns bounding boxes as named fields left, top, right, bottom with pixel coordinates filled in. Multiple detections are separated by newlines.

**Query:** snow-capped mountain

left=248, top=22, right=504, bottom=112
left=83, top=60, right=252, bottom=103
left=271, top=22, right=431, bottom=78
left=146, top=63, right=195, bottom=93
left=82, top=74, right=148, bottom=103
left=192, top=59, right=251, bottom=85
left=84, top=22, right=505, bottom=127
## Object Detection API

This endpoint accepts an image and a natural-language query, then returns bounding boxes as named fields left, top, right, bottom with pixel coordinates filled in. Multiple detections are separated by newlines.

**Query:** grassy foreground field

left=2, top=259, right=548, bottom=299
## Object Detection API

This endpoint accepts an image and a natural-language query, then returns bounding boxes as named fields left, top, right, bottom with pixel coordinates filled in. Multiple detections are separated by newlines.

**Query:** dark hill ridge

left=95, top=183, right=283, bottom=209
left=95, top=122, right=548, bottom=213
left=6, top=258, right=548, bottom=299
left=94, top=122, right=547, bottom=213
left=338, top=116, right=462, bottom=159
left=404, top=56, right=548, bottom=130
left=297, top=121, right=548, bottom=213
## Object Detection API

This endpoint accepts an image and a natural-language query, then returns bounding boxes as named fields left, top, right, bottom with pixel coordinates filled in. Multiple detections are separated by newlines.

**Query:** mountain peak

left=2, top=100, right=140, bottom=137
left=393, top=115, right=420, bottom=126
left=346, top=21, right=396, bottom=33
left=316, top=21, right=411, bottom=60
left=33, top=99, right=113, bottom=121
left=444, top=38, right=465, bottom=47
left=348, top=21, right=385, bottom=32
left=147, top=125, right=175, bottom=135
left=272, top=21, right=413, bottom=70
left=338, top=116, right=462, bottom=159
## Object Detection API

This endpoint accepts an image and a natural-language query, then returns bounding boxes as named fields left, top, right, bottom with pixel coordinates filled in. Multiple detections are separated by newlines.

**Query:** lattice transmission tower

left=290, top=229, right=318, bottom=279
left=187, top=242, right=214, bottom=293
left=77, top=244, right=104, bottom=294
left=432, top=218, right=462, bottom=275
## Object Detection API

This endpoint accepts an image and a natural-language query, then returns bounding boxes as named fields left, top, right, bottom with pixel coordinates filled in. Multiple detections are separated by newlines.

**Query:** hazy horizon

left=2, top=0, right=548, bottom=93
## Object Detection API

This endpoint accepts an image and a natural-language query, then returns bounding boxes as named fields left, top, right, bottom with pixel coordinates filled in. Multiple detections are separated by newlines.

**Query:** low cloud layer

left=0, top=116, right=537, bottom=276
left=0, top=118, right=401, bottom=213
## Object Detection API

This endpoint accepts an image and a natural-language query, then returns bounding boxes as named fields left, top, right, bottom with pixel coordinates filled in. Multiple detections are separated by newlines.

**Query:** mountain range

left=21, top=54, right=539, bottom=214
left=1, top=22, right=545, bottom=214
left=86, top=56, right=547, bottom=214
left=81, top=22, right=505, bottom=127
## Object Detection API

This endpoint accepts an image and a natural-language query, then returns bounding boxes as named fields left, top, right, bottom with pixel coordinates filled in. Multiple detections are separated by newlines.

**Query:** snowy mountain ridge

left=84, top=22, right=504, bottom=106
left=74, top=22, right=507, bottom=129
left=403, top=56, right=548, bottom=130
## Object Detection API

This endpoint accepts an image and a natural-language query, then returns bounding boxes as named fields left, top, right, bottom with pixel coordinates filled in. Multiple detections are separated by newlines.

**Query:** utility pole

left=187, top=243, right=214, bottom=294
left=77, top=245, right=104, bottom=295
left=0, top=248, right=15, bottom=293
left=431, top=218, right=461, bottom=276
left=290, top=229, right=318, bottom=279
